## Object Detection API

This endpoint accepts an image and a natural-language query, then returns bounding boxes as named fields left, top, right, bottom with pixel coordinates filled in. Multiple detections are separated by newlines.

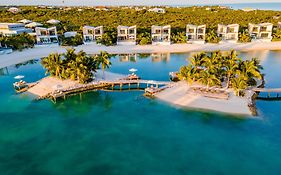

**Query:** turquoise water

left=0, top=51, right=281, bottom=175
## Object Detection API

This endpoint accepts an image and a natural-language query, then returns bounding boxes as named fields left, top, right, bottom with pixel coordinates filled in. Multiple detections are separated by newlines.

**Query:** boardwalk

left=253, top=87, right=281, bottom=99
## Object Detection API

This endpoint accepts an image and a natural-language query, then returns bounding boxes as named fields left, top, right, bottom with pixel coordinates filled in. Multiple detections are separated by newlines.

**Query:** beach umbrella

left=14, top=75, right=24, bottom=79
left=25, top=22, right=43, bottom=28
left=46, top=19, right=60, bottom=25
left=18, top=19, right=32, bottom=24
left=52, top=84, right=63, bottom=90
left=129, top=68, right=138, bottom=72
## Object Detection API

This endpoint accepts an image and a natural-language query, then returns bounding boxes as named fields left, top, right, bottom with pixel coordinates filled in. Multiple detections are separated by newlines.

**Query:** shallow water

left=0, top=51, right=281, bottom=175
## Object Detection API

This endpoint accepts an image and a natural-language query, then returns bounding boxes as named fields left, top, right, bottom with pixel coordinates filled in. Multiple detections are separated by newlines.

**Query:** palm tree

left=198, top=71, right=221, bottom=90
left=231, top=75, right=248, bottom=96
left=96, top=51, right=112, bottom=79
left=41, top=53, right=63, bottom=78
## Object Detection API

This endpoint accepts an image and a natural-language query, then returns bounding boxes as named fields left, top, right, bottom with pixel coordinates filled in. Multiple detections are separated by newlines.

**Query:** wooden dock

left=46, top=79, right=173, bottom=102
left=252, top=87, right=281, bottom=99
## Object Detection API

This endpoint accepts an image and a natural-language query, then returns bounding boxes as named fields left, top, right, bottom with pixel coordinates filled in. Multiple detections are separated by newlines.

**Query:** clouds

left=0, top=0, right=280, bottom=6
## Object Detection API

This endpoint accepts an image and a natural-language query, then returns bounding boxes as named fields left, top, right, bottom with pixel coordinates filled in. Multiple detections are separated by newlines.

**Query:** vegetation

left=0, top=33, right=35, bottom=50
left=178, top=50, right=263, bottom=96
left=41, top=49, right=112, bottom=83
left=60, top=33, right=84, bottom=46
left=238, top=31, right=252, bottom=43
left=205, top=30, right=221, bottom=43
left=1, top=6, right=280, bottom=46
left=272, top=29, right=281, bottom=41
left=171, top=32, right=187, bottom=43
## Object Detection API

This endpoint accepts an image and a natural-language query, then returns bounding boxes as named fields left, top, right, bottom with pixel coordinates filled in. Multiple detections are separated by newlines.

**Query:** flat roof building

left=35, top=27, right=58, bottom=45
left=217, top=24, right=239, bottom=43
left=151, top=25, right=171, bottom=45
left=83, top=26, right=103, bottom=43
left=0, top=23, right=32, bottom=36
left=186, top=24, right=206, bottom=44
left=117, top=25, right=137, bottom=45
left=248, top=23, right=273, bottom=42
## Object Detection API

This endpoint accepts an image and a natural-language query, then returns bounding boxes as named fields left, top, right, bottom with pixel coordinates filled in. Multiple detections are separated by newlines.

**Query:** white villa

left=151, top=25, right=171, bottom=45
left=217, top=24, right=239, bottom=43
left=0, top=23, right=32, bottom=36
left=248, top=23, right=273, bottom=42
left=82, top=26, right=103, bottom=43
left=117, top=25, right=137, bottom=45
left=186, top=24, right=206, bottom=44
left=35, top=27, right=58, bottom=45
left=148, top=8, right=165, bottom=14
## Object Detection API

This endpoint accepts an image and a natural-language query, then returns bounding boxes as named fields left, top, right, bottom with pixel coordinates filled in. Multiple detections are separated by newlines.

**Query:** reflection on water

left=0, top=67, right=9, bottom=76
left=117, top=53, right=171, bottom=63
left=14, top=59, right=39, bottom=69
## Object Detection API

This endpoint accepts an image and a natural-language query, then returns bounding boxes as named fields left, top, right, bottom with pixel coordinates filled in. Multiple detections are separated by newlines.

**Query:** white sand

left=155, top=81, right=252, bottom=116
left=1, top=41, right=281, bottom=69
left=27, top=70, right=126, bottom=97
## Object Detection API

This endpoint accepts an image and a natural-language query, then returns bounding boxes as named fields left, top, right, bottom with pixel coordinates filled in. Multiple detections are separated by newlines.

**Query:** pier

left=26, top=75, right=174, bottom=103
left=253, top=88, right=281, bottom=99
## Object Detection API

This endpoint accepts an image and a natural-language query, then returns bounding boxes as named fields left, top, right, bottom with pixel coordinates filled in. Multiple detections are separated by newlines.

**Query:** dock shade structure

left=35, top=26, right=58, bottom=44
left=248, top=23, right=273, bottom=42
left=217, top=24, right=239, bottom=43
left=46, top=19, right=60, bottom=25
left=0, top=23, right=32, bottom=36
left=117, top=25, right=137, bottom=45
left=82, top=26, right=103, bottom=43
left=151, top=25, right=171, bottom=45
left=186, top=24, right=206, bottom=44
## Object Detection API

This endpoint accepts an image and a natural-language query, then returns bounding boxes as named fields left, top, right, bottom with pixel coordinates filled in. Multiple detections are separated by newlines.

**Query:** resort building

left=186, top=24, right=206, bottom=44
left=46, top=19, right=61, bottom=25
left=18, top=19, right=32, bottom=24
left=151, top=25, right=171, bottom=45
left=0, top=23, right=32, bottom=36
left=64, top=31, right=78, bottom=38
left=8, top=7, right=20, bottom=13
left=117, top=25, right=137, bottom=45
left=82, top=26, right=103, bottom=43
left=217, top=24, right=239, bottom=43
left=248, top=23, right=273, bottom=42
left=35, top=27, right=58, bottom=45
left=25, top=22, right=43, bottom=28
left=148, top=8, right=166, bottom=14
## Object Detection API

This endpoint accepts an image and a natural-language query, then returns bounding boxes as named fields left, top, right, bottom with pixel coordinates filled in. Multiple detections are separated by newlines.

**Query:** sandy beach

left=155, top=81, right=253, bottom=116
left=1, top=41, right=281, bottom=69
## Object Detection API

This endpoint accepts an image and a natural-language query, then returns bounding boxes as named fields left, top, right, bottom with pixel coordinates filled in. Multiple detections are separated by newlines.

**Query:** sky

left=0, top=0, right=280, bottom=6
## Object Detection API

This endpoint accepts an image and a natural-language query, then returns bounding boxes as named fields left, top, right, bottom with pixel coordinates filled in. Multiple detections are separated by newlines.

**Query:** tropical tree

left=272, top=28, right=281, bottom=41
left=41, top=49, right=99, bottom=83
left=205, top=30, right=221, bottom=43
left=95, top=51, right=112, bottom=79
left=171, top=32, right=187, bottom=43
left=238, top=31, right=251, bottom=43
left=178, top=50, right=263, bottom=96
